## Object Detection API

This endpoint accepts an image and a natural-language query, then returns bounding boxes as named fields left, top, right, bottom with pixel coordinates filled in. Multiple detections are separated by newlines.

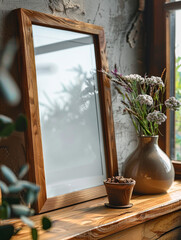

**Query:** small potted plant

left=104, top=176, right=136, bottom=208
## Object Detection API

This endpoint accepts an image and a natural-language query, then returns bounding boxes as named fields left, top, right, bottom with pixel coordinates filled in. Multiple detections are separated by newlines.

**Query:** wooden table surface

left=9, top=180, right=181, bottom=239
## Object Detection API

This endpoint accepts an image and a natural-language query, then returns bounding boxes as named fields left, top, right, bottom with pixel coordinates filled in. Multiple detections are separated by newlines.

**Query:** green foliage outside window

left=175, top=56, right=181, bottom=160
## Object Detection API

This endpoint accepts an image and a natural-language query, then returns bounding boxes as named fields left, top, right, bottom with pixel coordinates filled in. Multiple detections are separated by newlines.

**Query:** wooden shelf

left=10, top=180, right=181, bottom=239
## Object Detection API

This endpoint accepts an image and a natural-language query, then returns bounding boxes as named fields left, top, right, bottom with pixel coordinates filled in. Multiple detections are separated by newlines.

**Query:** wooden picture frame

left=17, top=8, right=118, bottom=213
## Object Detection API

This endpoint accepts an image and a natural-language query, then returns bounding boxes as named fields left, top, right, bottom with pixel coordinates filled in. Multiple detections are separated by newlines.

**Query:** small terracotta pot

left=104, top=180, right=136, bottom=207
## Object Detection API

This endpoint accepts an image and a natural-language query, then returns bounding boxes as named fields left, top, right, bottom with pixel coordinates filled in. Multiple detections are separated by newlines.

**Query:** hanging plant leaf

left=1, top=38, right=17, bottom=70
left=0, top=201, right=11, bottom=219
left=0, top=205, right=7, bottom=219
left=0, top=115, right=12, bottom=137
left=8, top=183, right=24, bottom=193
left=21, top=215, right=35, bottom=228
left=0, top=115, right=14, bottom=137
left=32, top=190, right=39, bottom=202
left=31, top=228, right=38, bottom=240
left=0, top=180, right=9, bottom=194
left=3, top=201, right=11, bottom=219
left=0, top=224, right=14, bottom=240
left=0, top=115, right=12, bottom=124
left=25, top=190, right=36, bottom=205
left=20, top=180, right=40, bottom=192
left=0, top=38, right=21, bottom=106
left=15, top=114, right=27, bottom=132
left=0, top=204, right=7, bottom=219
left=0, top=123, right=14, bottom=137
left=0, top=165, right=17, bottom=184
left=0, top=67, right=21, bottom=106
left=18, top=164, right=29, bottom=179
left=42, top=217, right=52, bottom=230
left=11, top=204, right=35, bottom=217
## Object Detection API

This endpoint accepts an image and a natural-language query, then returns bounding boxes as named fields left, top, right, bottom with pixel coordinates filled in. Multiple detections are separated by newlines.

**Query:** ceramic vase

left=122, top=136, right=175, bottom=194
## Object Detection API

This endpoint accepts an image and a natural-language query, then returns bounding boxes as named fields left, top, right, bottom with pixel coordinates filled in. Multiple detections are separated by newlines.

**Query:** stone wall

left=0, top=0, right=145, bottom=174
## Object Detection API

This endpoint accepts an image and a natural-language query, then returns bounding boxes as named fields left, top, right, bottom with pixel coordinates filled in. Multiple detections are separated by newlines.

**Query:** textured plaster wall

left=0, top=0, right=145, bottom=174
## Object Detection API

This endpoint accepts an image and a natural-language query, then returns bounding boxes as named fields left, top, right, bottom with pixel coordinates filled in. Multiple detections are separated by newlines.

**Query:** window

left=165, top=1, right=181, bottom=162
left=164, top=0, right=181, bottom=177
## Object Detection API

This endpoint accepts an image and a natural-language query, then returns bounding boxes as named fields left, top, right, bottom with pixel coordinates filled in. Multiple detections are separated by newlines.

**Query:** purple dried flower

left=146, top=111, right=167, bottom=125
left=136, top=94, right=153, bottom=106
left=123, top=74, right=145, bottom=84
left=145, top=76, right=164, bottom=87
left=165, top=97, right=181, bottom=111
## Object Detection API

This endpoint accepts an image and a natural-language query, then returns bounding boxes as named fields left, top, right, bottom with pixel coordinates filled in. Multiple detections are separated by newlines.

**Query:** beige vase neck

left=138, top=135, right=158, bottom=146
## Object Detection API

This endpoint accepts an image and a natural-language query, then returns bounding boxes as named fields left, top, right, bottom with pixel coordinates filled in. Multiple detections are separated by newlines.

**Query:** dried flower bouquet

left=103, top=69, right=181, bottom=136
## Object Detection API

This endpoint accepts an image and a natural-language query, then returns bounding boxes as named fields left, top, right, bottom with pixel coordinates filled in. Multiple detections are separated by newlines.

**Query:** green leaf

left=0, top=165, right=17, bottom=184
left=0, top=38, right=21, bottom=106
left=15, top=114, right=27, bottom=132
left=1, top=39, right=18, bottom=69
left=0, top=115, right=14, bottom=137
left=21, top=215, right=35, bottom=228
left=8, top=183, right=24, bottom=193
left=0, top=115, right=12, bottom=124
left=18, top=164, right=29, bottom=179
left=0, top=181, right=9, bottom=194
left=0, top=224, right=14, bottom=240
left=42, top=217, right=52, bottom=230
left=11, top=204, right=35, bottom=217
left=31, top=228, right=38, bottom=240
left=25, top=190, right=37, bottom=205
left=19, top=180, right=40, bottom=192
left=0, top=123, right=15, bottom=137
left=0, top=205, right=7, bottom=219
left=0, top=67, right=21, bottom=106
left=176, top=138, right=181, bottom=144
left=0, top=201, right=11, bottom=219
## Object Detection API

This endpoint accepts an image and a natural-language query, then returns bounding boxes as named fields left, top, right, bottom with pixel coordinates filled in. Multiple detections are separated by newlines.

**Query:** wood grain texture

left=95, top=29, right=118, bottom=177
left=165, top=4, right=171, bottom=158
left=145, top=0, right=167, bottom=152
left=40, top=185, right=106, bottom=213
left=173, top=160, right=181, bottom=179
left=17, top=9, right=47, bottom=213
left=165, top=1, right=181, bottom=11
left=146, top=0, right=181, bottom=178
left=18, top=8, right=103, bottom=34
left=16, top=8, right=118, bottom=213
left=159, top=228, right=181, bottom=240
left=102, top=210, right=181, bottom=240
left=9, top=180, right=181, bottom=239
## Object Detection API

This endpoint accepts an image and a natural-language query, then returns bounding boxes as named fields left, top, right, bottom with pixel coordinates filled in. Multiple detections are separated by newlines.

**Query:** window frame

left=165, top=0, right=181, bottom=176
left=145, top=0, right=181, bottom=177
